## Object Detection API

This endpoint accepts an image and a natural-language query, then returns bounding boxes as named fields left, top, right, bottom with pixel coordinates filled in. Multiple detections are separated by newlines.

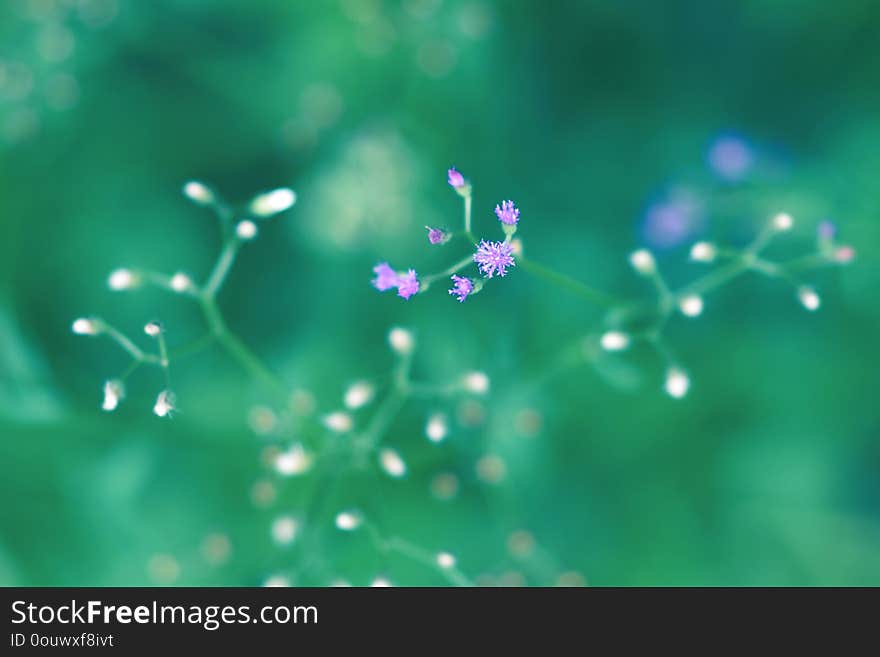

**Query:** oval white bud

left=274, top=444, right=313, bottom=477
left=102, top=379, right=125, bottom=412
left=271, top=515, right=299, bottom=545
left=153, top=389, right=175, bottom=417
left=344, top=381, right=374, bottom=409
left=72, top=318, right=99, bottom=335
left=797, top=286, right=820, bottom=311
left=379, top=448, right=407, bottom=478
left=629, top=249, right=656, bottom=275
left=263, top=575, right=290, bottom=588
left=144, top=321, right=162, bottom=337
left=322, top=411, right=353, bottom=433
left=370, top=577, right=392, bottom=587
left=678, top=295, right=704, bottom=317
left=425, top=413, right=448, bottom=443
left=388, top=327, right=414, bottom=355
left=183, top=180, right=215, bottom=205
left=462, top=371, right=490, bottom=395
left=600, top=330, right=630, bottom=351
left=664, top=367, right=690, bottom=399
left=689, top=241, right=717, bottom=263
left=436, top=552, right=456, bottom=569
left=772, top=212, right=793, bottom=232
left=249, top=188, right=296, bottom=217
left=108, top=268, right=138, bottom=291
left=170, top=272, right=194, bottom=293
left=335, top=510, right=362, bottom=531
left=235, top=220, right=258, bottom=241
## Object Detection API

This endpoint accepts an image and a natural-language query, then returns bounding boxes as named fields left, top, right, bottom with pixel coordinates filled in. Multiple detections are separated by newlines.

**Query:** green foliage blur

left=1, top=0, right=878, bottom=586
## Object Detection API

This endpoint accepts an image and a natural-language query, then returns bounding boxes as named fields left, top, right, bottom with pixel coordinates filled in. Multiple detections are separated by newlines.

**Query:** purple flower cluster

left=372, top=263, right=420, bottom=300
left=474, top=240, right=515, bottom=278
left=447, top=167, right=465, bottom=189
left=426, top=226, right=448, bottom=245
left=494, top=200, right=520, bottom=225
left=449, top=275, right=473, bottom=302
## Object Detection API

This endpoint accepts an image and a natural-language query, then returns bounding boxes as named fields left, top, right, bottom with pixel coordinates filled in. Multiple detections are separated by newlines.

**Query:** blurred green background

left=1, top=0, right=878, bottom=586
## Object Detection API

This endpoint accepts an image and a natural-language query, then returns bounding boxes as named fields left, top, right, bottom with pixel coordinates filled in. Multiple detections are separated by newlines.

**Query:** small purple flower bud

left=449, top=275, right=473, bottom=302
left=397, top=269, right=420, bottom=300
left=372, top=262, right=399, bottom=291
left=447, top=167, right=465, bottom=189
left=707, top=134, right=753, bottom=182
left=494, top=200, right=520, bottom=225
left=426, top=226, right=449, bottom=245
left=474, top=240, right=516, bottom=278
left=818, top=220, right=837, bottom=241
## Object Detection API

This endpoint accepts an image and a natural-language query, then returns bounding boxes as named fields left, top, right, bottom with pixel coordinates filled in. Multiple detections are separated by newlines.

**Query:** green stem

left=203, top=239, right=241, bottom=298
left=422, top=254, right=475, bottom=287
left=518, top=256, right=617, bottom=307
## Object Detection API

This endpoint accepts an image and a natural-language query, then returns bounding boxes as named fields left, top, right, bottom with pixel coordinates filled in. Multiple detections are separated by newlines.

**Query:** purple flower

left=426, top=226, right=448, bottom=245
left=707, top=134, right=753, bottom=182
left=449, top=275, right=473, bottom=302
left=474, top=240, right=515, bottom=278
left=818, top=220, right=837, bottom=241
left=372, top=262, right=399, bottom=291
left=447, top=167, right=465, bottom=189
left=397, top=269, right=420, bottom=300
left=494, top=200, right=520, bottom=225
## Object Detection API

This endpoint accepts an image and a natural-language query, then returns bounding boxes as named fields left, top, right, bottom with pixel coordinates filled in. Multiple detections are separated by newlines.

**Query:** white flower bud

left=772, top=212, right=793, bottom=232
left=108, top=268, right=139, bottom=291
left=102, top=379, right=125, bottom=412
left=629, top=248, right=656, bottom=275
left=344, top=381, right=374, bottom=409
left=144, top=321, right=162, bottom=337
left=379, top=448, right=407, bottom=478
left=797, top=286, right=820, bottom=311
left=72, top=318, right=99, bottom=335
left=436, top=552, right=456, bottom=569
left=271, top=515, right=299, bottom=545
left=370, top=577, right=393, bottom=587
left=274, top=444, right=313, bottom=477
left=664, top=367, right=690, bottom=399
left=388, top=327, right=414, bottom=355
left=600, top=330, right=630, bottom=351
left=462, top=371, right=490, bottom=394
left=183, top=180, right=215, bottom=205
left=153, top=389, right=175, bottom=417
left=322, top=411, right=353, bottom=433
left=263, top=575, right=290, bottom=588
left=689, top=241, right=717, bottom=263
left=170, top=272, right=194, bottom=293
left=335, top=510, right=362, bottom=531
left=678, top=294, right=704, bottom=317
left=425, top=413, right=448, bottom=443
left=235, top=220, right=258, bottom=240
left=249, top=188, right=296, bottom=217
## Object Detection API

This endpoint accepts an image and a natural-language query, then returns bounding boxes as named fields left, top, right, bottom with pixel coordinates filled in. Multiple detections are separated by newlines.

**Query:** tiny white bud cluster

left=271, top=515, right=299, bottom=545
left=689, top=241, right=717, bottom=263
left=144, top=321, right=162, bottom=337
left=108, top=268, right=138, bottom=291
left=335, top=510, right=362, bottom=531
left=772, top=212, right=793, bottom=232
left=274, top=444, right=313, bottom=477
left=183, top=180, right=215, bottom=205
left=249, top=188, right=296, bottom=217
left=678, top=294, right=704, bottom=318
left=235, top=220, right=258, bottom=241
left=462, top=371, right=490, bottom=394
left=102, top=379, right=125, bottom=412
left=600, top=330, right=630, bottom=351
left=322, top=411, right=353, bottom=433
left=388, top=327, right=414, bottom=355
left=72, top=317, right=99, bottom=335
left=664, top=367, right=690, bottom=399
left=797, top=285, right=821, bottom=311
left=436, top=552, right=456, bottom=569
left=425, top=413, right=448, bottom=443
left=170, top=272, right=194, bottom=293
left=153, top=389, right=175, bottom=417
left=379, top=448, right=407, bottom=478
left=629, top=249, right=656, bottom=275
left=344, top=381, right=375, bottom=409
